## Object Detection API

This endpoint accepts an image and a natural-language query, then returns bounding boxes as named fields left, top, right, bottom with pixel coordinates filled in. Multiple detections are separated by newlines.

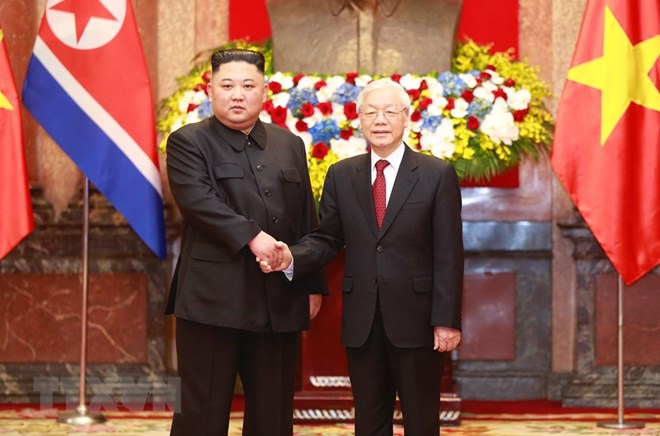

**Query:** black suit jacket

left=166, top=116, right=326, bottom=332
left=291, top=145, right=463, bottom=347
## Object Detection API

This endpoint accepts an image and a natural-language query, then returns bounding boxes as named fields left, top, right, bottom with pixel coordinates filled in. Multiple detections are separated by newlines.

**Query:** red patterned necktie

left=373, top=159, right=390, bottom=229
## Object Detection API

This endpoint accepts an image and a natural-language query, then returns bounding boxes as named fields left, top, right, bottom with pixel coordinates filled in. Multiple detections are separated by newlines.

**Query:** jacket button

left=256, top=164, right=264, bottom=171
left=372, top=277, right=378, bottom=284
left=265, top=189, right=272, bottom=197
left=376, top=245, right=384, bottom=252
left=272, top=217, right=279, bottom=224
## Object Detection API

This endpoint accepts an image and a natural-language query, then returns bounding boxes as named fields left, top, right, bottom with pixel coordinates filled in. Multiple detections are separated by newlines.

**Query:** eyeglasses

left=359, top=108, right=407, bottom=120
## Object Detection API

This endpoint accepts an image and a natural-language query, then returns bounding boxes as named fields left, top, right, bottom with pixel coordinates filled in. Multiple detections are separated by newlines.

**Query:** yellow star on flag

left=0, top=29, right=16, bottom=111
left=567, top=5, right=660, bottom=145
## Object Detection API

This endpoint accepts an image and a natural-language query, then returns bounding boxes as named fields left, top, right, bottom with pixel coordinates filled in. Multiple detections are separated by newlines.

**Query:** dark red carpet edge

left=1, top=398, right=658, bottom=418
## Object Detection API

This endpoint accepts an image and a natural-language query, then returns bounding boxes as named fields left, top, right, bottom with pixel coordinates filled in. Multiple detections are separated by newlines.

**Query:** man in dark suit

left=262, top=78, right=463, bottom=435
left=165, top=49, right=326, bottom=436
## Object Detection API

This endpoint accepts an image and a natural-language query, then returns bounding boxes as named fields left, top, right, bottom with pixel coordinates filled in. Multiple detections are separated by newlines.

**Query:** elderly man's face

left=359, top=87, right=409, bottom=157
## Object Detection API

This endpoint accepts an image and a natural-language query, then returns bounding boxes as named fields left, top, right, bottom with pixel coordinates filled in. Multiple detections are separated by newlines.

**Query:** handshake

left=248, top=231, right=293, bottom=273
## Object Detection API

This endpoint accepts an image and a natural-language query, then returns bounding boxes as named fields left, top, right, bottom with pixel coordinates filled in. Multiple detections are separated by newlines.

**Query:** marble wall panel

left=0, top=274, right=147, bottom=364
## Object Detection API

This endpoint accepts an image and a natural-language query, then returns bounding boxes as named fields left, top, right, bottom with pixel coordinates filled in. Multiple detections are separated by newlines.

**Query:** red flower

left=486, top=64, right=497, bottom=71
left=268, top=81, right=282, bottom=94
left=445, top=98, right=455, bottom=111
left=418, top=97, right=433, bottom=110
left=317, top=102, right=333, bottom=115
left=187, top=103, right=199, bottom=113
left=419, top=80, right=428, bottom=91
left=271, top=106, right=288, bottom=125
left=344, top=102, right=358, bottom=120
left=467, top=116, right=480, bottom=130
left=513, top=108, right=529, bottom=122
left=345, top=72, right=359, bottom=85
left=340, top=127, right=353, bottom=140
left=479, top=71, right=492, bottom=81
left=407, top=89, right=420, bottom=101
left=193, top=83, right=205, bottom=92
left=293, top=74, right=305, bottom=86
left=295, top=120, right=309, bottom=132
left=314, top=80, right=327, bottom=90
left=492, top=88, right=508, bottom=100
left=301, top=103, right=315, bottom=118
left=503, top=78, right=516, bottom=87
left=202, top=70, right=212, bottom=83
left=461, top=90, right=474, bottom=103
left=390, top=73, right=402, bottom=83
left=410, top=110, right=422, bottom=122
left=263, top=100, right=274, bottom=114
left=312, top=142, right=329, bottom=159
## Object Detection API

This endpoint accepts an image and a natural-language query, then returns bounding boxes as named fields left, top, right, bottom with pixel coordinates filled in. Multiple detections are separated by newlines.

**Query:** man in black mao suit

left=165, top=49, right=326, bottom=436
left=262, top=79, right=463, bottom=435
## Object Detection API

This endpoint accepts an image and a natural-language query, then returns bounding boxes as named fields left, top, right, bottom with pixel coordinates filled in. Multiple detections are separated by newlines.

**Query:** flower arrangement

left=158, top=40, right=553, bottom=201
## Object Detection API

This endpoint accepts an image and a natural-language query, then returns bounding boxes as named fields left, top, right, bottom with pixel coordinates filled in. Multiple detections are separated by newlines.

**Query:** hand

left=248, top=231, right=282, bottom=268
left=258, top=241, right=293, bottom=273
left=258, top=241, right=292, bottom=272
left=309, top=294, right=322, bottom=320
left=433, top=327, right=461, bottom=352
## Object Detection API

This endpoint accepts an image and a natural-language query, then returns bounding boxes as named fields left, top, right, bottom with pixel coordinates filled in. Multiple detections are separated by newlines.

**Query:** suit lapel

left=351, top=154, right=379, bottom=238
left=378, top=146, right=419, bottom=239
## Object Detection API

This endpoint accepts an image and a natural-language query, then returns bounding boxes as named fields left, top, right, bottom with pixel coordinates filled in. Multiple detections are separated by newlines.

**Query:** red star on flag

left=49, top=0, right=117, bottom=43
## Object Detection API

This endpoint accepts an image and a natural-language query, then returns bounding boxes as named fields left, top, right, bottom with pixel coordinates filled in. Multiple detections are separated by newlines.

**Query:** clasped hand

left=255, top=240, right=292, bottom=273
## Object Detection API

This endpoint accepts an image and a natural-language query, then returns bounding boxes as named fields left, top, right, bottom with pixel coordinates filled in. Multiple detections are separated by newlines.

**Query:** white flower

left=485, top=69, right=504, bottom=85
left=399, top=74, right=422, bottom=90
left=450, top=98, right=469, bottom=118
left=420, top=118, right=455, bottom=159
left=473, top=86, right=495, bottom=103
left=459, top=73, right=478, bottom=88
left=330, top=136, right=368, bottom=160
left=425, top=78, right=445, bottom=100
left=184, top=110, right=202, bottom=124
left=268, top=72, right=294, bottom=90
left=296, top=76, right=319, bottom=89
left=259, top=111, right=272, bottom=124
left=506, top=88, right=531, bottom=110
left=270, top=92, right=291, bottom=108
left=480, top=98, right=519, bottom=145
left=355, top=74, right=374, bottom=88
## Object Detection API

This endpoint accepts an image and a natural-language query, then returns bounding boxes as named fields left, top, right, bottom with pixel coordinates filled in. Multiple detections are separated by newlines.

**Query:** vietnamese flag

left=0, top=27, right=34, bottom=259
left=552, top=0, right=660, bottom=284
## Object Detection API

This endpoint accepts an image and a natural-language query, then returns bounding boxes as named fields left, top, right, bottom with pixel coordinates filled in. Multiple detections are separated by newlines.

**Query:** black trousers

left=345, top=306, right=445, bottom=436
left=170, top=318, right=299, bottom=436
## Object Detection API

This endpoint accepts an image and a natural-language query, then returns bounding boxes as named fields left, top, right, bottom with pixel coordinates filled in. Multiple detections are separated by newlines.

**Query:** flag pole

left=597, top=273, right=643, bottom=430
left=58, top=178, right=106, bottom=425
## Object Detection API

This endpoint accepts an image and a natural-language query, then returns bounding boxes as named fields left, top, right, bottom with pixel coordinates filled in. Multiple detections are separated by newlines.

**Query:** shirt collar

left=371, top=142, right=405, bottom=172
left=210, top=116, right=267, bottom=151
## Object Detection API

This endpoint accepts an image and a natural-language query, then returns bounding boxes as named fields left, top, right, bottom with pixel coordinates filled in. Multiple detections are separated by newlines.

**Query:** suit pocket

left=413, top=276, right=432, bottom=293
left=190, top=242, right=235, bottom=262
left=213, top=163, right=244, bottom=179
left=342, top=277, right=353, bottom=293
left=281, top=167, right=301, bottom=183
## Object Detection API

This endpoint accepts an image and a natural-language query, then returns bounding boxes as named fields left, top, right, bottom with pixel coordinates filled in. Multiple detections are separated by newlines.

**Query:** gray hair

left=356, top=78, right=411, bottom=112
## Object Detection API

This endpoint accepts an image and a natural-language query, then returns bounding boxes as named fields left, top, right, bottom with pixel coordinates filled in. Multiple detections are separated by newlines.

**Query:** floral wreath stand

left=159, top=40, right=553, bottom=427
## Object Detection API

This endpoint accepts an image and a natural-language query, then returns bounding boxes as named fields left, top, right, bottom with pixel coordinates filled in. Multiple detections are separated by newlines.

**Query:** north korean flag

left=22, top=0, right=166, bottom=258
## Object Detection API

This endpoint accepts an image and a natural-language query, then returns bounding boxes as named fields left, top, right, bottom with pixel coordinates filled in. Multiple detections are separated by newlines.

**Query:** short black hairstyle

left=210, top=48, right=265, bottom=74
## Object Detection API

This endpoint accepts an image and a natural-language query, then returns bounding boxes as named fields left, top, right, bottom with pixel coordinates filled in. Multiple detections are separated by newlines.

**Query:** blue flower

left=309, top=118, right=341, bottom=144
left=437, top=72, right=467, bottom=97
left=467, top=99, right=491, bottom=119
left=287, top=87, right=319, bottom=115
left=332, top=82, right=362, bottom=105
left=421, top=114, right=444, bottom=130
left=197, top=99, right=213, bottom=119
